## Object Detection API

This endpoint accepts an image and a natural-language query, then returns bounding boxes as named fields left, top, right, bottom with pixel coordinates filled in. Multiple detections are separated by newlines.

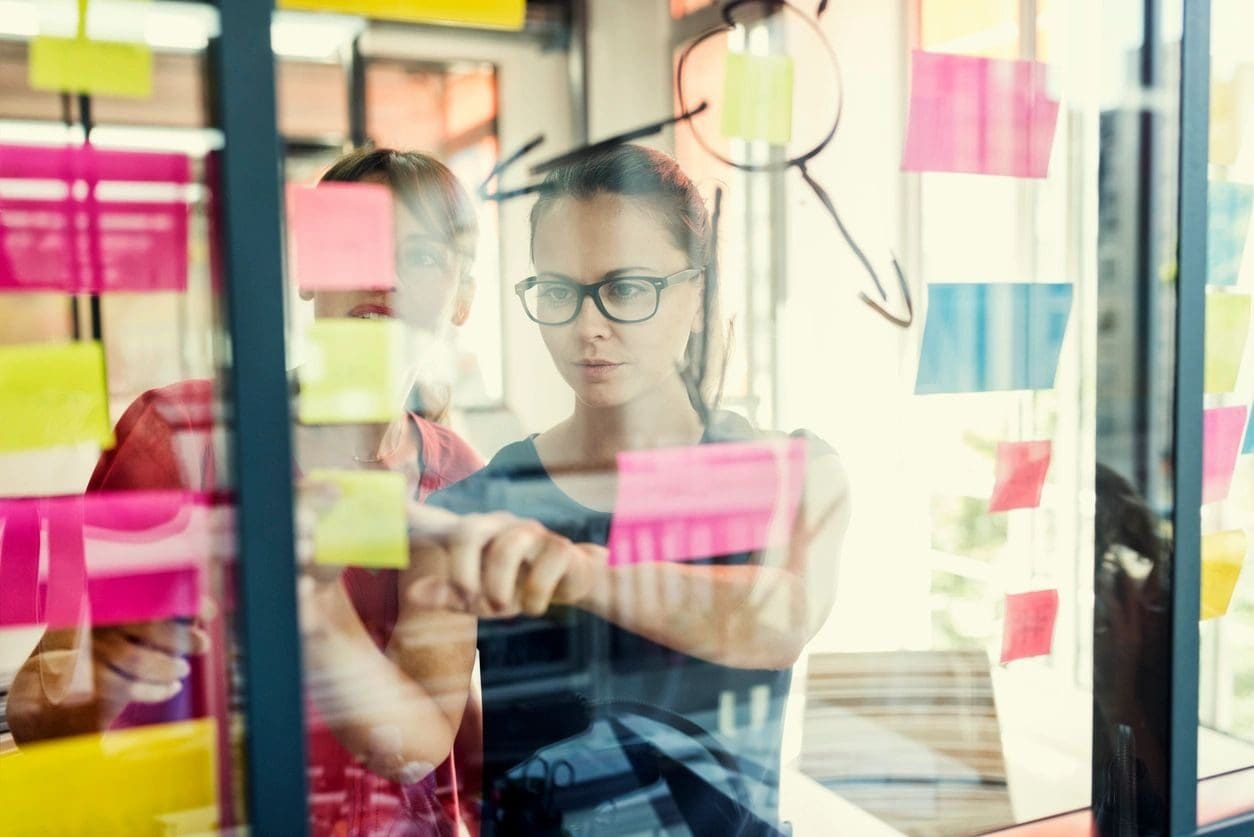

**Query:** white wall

left=769, top=0, right=928, bottom=652
left=584, top=0, right=675, bottom=143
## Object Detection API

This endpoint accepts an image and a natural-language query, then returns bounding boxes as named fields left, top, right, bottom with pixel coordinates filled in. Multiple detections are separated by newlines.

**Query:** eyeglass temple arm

left=677, top=185, right=722, bottom=426
left=797, top=162, right=914, bottom=328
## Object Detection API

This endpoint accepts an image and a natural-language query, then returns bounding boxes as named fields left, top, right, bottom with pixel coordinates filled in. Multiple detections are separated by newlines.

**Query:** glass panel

left=0, top=1, right=250, bottom=832
left=1200, top=0, right=1254, bottom=826
left=0, top=0, right=1195, bottom=833
left=276, top=32, right=509, bottom=837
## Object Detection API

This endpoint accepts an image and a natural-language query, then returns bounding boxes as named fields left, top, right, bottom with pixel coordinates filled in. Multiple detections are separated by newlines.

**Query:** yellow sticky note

left=309, top=468, right=408, bottom=569
left=0, top=719, right=217, bottom=835
left=1212, top=79, right=1240, bottom=167
left=1202, top=530, right=1247, bottom=620
left=298, top=319, right=407, bottom=425
left=720, top=52, right=795, bottom=146
left=278, top=0, right=526, bottom=30
left=29, top=36, right=153, bottom=99
left=1205, top=293, right=1251, bottom=393
left=0, top=341, right=113, bottom=453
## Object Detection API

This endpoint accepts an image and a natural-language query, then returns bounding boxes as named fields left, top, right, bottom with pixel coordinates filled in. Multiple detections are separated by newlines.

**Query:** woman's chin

left=574, top=389, right=627, bottom=409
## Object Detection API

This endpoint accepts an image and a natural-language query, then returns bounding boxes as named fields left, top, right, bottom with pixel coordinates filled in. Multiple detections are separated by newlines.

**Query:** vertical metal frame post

left=208, top=1, right=309, bottom=833
left=1171, top=0, right=1210, bottom=833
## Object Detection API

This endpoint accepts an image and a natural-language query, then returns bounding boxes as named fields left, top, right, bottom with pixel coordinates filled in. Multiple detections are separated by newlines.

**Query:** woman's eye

left=539, top=285, right=572, bottom=302
left=607, top=281, right=645, bottom=301
left=402, top=248, right=445, bottom=270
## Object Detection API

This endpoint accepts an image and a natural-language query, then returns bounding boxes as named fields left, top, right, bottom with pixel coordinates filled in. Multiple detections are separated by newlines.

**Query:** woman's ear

left=451, top=278, right=476, bottom=326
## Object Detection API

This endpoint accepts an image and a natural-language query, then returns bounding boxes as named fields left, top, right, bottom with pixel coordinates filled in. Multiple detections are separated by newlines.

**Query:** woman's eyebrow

left=603, top=267, right=654, bottom=277
left=536, top=267, right=657, bottom=283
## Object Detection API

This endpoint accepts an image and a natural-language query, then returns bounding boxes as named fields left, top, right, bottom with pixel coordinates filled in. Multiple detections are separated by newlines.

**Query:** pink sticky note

left=1204, top=406, right=1248, bottom=504
left=0, top=143, right=191, bottom=294
left=902, top=50, right=1060, bottom=179
left=287, top=182, right=396, bottom=293
left=1000, top=589, right=1059, bottom=664
left=608, top=438, right=807, bottom=567
left=989, top=440, right=1052, bottom=512
left=0, top=491, right=212, bottom=630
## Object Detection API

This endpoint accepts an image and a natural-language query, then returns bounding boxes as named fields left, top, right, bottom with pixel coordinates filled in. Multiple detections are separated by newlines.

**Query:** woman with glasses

left=414, top=144, right=851, bottom=834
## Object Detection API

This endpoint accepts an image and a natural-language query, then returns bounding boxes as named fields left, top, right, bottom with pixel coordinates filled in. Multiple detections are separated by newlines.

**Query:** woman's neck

left=558, top=376, right=704, bottom=467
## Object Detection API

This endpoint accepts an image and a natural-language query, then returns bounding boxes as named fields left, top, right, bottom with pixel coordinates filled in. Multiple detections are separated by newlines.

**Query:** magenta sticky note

left=1204, top=406, right=1248, bottom=504
left=989, top=440, right=1052, bottom=512
left=0, top=501, right=41, bottom=624
left=901, top=50, right=1060, bottom=179
left=0, top=198, right=190, bottom=294
left=287, top=182, right=396, bottom=293
left=607, top=438, right=807, bottom=567
left=0, top=491, right=211, bottom=630
left=0, top=144, right=190, bottom=184
left=1000, top=589, right=1059, bottom=664
left=0, top=143, right=191, bottom=294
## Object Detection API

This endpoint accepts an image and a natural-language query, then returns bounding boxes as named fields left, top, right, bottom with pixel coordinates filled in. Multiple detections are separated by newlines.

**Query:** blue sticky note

left=1210, top=182, right=1254, bottom=287
left=914, top=283, right=1074, bottom=395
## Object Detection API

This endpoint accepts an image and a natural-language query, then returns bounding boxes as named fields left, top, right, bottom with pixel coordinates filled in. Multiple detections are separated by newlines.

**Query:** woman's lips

left=573, top=360, right=624, bottom=381
left=348, top=303, right=394, bottom=320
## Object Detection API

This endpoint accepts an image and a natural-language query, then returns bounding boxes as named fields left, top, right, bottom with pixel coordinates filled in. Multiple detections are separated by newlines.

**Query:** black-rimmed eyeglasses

left=515, top=268, right=703, bottom=326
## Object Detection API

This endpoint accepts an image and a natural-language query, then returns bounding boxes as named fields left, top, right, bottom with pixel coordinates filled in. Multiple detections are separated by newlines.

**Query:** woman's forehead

left=534, top=194, right=682, bottom=262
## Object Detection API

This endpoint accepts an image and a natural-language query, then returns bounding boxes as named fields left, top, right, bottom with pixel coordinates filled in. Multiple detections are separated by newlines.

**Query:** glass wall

left=2, top=1, right=1251, bottom=836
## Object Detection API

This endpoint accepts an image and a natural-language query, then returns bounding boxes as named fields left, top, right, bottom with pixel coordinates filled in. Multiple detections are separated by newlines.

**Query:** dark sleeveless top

left=428, top=412, right=821, bottom=836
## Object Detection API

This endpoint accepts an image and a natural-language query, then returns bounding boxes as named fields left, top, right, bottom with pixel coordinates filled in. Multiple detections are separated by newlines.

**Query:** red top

left=88, top=379, right=484, bottom=836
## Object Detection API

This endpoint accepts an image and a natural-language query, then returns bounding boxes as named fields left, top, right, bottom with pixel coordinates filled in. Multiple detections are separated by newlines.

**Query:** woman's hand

left=402, top=505, right=603, bottom=619
left=86, top=620, right=209, bottom=708
left=8, top=617, right=210, bottom=744
left=295, top=478, right=602, bottom=621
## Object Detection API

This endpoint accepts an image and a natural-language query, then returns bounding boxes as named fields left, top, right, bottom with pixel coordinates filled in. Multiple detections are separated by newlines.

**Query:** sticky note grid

left=608, top=438, right=807, bottom=567
left=902, top=50, right=1060, bottom=179
left=0, top=492, right=213, bottom=630
left=1000, top=589, right=1059, bottom=664
left=0, top=341, right=113, bottom=454
left=287, top=182, right=396, bottom=293
left=298, top=318, right=408, bottom=426
left=277, top=0, right=527, bottom=30
left=914, top=283, right=1074, bottom=395
left=1202, top=530, right=1247, bottom=621
left=989, top=440, right=1052, bottom=512
left=309, top=469, right=408, bottom=570
left=720, top=51, right=795, bottom=146
left=0, top=719, right=218, bottom=835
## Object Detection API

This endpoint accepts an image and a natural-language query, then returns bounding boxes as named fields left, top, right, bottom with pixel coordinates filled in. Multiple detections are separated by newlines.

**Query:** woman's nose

left=572, top=294, right=612, bottom=338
